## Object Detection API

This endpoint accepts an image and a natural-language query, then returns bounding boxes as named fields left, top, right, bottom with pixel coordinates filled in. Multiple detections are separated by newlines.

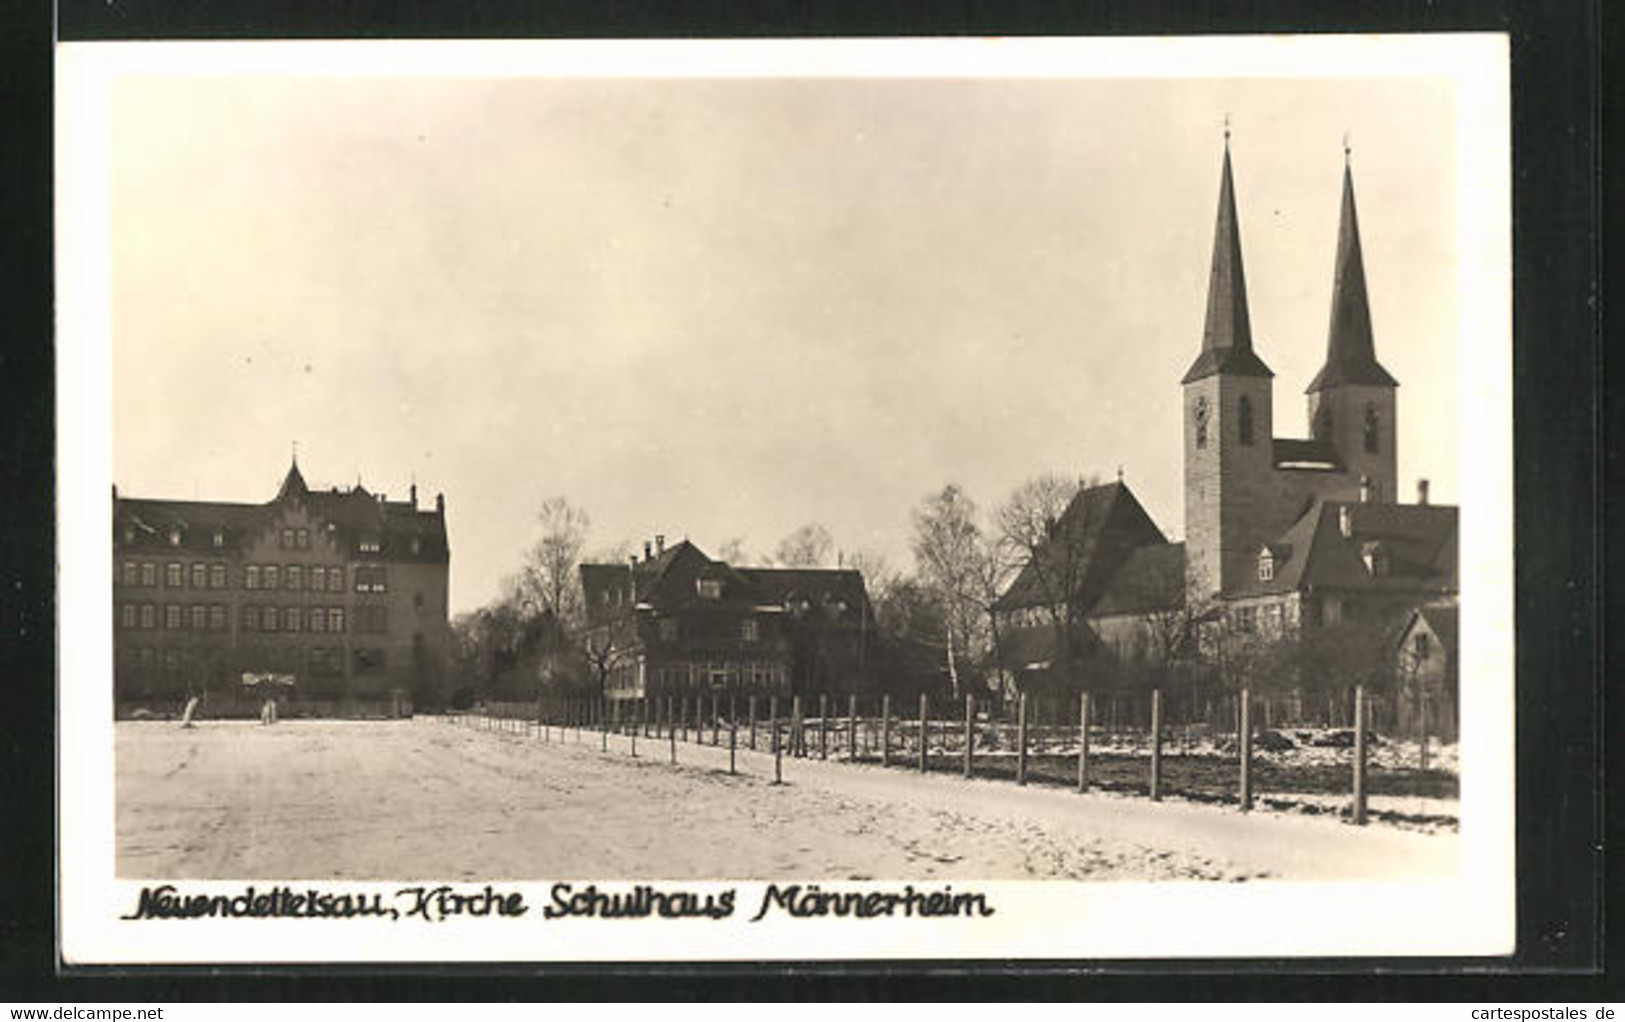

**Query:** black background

left=2, top=0, right=1611, bottom=1001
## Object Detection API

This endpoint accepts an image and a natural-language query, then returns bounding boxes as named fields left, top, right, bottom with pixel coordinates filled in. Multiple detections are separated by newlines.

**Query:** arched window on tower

left=1193, top=396, right=1210, bottom=449
left=1363, top=403, right=1380, bottom=454
left=1238, top=396, right=1255, bottom=446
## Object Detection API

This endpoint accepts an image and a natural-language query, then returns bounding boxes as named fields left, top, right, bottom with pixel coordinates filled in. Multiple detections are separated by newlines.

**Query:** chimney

left=656, top=534, right=665, bottom=555
left=644, top=540, right=653, bottom=561
left=435, top=492, right=445, bottom=514
left=410, top=483, right=418, bottom=508
left=1417, top=478, right=1430, bottom=505
left=1339, top=505, right=1354, bottom=539
left=1358, top=475, right=1371, bottom=503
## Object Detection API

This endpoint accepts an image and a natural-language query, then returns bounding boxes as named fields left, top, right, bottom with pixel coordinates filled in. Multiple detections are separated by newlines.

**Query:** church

left=994, top=135, right=1459, bottom=716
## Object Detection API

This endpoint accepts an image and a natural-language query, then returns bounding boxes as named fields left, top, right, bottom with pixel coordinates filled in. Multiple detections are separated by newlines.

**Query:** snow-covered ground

left=115, top=718, right=1457, bottom=882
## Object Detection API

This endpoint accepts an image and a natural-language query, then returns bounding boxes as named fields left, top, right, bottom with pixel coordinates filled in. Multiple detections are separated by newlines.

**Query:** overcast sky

left=111, top=74, right=1460, bottom=615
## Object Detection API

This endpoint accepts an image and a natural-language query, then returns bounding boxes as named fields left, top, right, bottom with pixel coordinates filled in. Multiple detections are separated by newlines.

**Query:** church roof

left=994, top=481, right=1168, bottom=613
left=1183, top=142, right=1275, bottom=384
left=1090, top=542, right=1187, bottom=617
left=1306, top=161, right=1399, bottom=392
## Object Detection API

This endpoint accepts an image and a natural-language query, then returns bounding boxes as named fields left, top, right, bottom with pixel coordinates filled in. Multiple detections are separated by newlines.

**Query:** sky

left=110, top=72, right=1462, bottom=615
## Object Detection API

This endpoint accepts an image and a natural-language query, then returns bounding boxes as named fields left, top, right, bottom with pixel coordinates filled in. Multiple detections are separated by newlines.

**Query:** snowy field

left=116, top=719, right=1457, bottom=882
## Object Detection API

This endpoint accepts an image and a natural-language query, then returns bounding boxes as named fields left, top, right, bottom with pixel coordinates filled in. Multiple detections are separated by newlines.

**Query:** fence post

left=1017, top=692, right=1029, bottom=786
left=669, top=702, right=677, bottom=765
left=1239, top=687, right=1252, bottom=812
left=1150, top=689, right=1163, bottom=801
left=711, top=692, right=720, bottom=746
left=771, top=697, right=783, bottom=784
left=694, top=693, right=703, bottom=743
left=918, top=692, right=929, bottom=773
left=728, top=712, right=737, bottom=774
left=1418, top=689, right=1431, bottom=772
left=819, top=694, right=829, bottom=759
left=629, top=699, right=639, bottom=757
left=881, top=694, right=892, bottom=767
left=848, top=694, right=858, bottom=760
left=964, top=693, right=975, bottom=778
left=1353, top=684, right=1368, bottom=825
left=1077, top=691, right=1091, bottom=793
left=791, top=695, right=803, bottom=759
left=749, top=694, right=758, bottom=750
left=600, top=696, right=608, bottom=752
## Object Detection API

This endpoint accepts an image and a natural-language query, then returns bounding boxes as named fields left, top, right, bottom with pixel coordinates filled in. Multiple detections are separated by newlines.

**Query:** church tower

left=1305, top=151, right=1399, bottom=503
left=1182, top=134, right=1276, bottom=600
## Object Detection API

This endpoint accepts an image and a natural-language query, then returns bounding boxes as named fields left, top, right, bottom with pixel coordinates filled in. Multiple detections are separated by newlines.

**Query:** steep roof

left=1226, top=498, right=1458, bottom=598
left=1089, top=542, right=1187, bottom=617
left=736, top=567, right=871, bottom=622
left=994, top=481, right=1169, bottom=613
left=1306, top=162, right=1399, bottom=392
left=1182, top=143, right=1275, bottom=384
left=113, top=464, right=448, bottom=561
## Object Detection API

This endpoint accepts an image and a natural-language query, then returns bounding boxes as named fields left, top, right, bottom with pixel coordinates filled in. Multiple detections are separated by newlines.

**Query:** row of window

left=119, top=561, right=388, bottom=594
left=653, top=618, right=760, bottom=643
left=117, top=603, right=380, bottom=634
left=117, top=645, right=385, bottom=676
left=643, top=661, right=786, bottom=691
left=1193, top=397, right=1383, bottom=455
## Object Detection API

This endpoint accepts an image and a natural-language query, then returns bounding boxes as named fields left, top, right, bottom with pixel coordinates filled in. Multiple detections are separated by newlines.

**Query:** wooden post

left=729, top=693, right=738, bottom=748
left=711, top=693, right=720, bottom=746
left=918, top=692, right=929, bottom=773
left=629, top=698, right=638, bottom=757
left=791, top=695, right=803, bottom=758
left=749, top=694, right=758, bottom=750
left=669, top=703, right=677, bottom=764
left=728, top=713, right=737, bottom=774
left=1238, top=687, right=1253, bottom=811
left=694, top=693, right=703, bottom=742
left=964, top=693, right=975, bottom=778
left=1418, top=689, right=1431, bottom=772
left=1077, top=691, right=1091, bottom=793
left=1017, top=692, right=1029, bottom=786
left=819, top=694, right=829, bottom=759
left=771, top=697, right=783, bottom=784
left=881, top=694, right=892, bottom=767
left=1150, top=689, right=1163, bottom=801
left=1353, top=684, right=1368, bottom=825
left=600, top=696, right=608, bottom=752
left=847, top=694, right=858, bottom=760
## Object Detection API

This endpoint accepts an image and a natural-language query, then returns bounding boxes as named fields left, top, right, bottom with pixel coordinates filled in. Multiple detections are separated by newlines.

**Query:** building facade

left=112, top=460, right=451, bottom=714
left=995, top=137, right=1459, bottom=702
left=580, top=536, right=874, bottom=701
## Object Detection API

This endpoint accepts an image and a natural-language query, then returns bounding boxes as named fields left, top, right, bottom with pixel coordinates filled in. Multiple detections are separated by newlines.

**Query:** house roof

left=579, top=540, right=872, bottom=627
left=1182, top=143, right=1275, bottom=384
left=1416, top=604, right=1459, bottom=650
left=1226, top=499, right=1458, bottom=599
left=994, top=481, right=1168, bottom=613
left=1306, top=163, right=1399, bottom=393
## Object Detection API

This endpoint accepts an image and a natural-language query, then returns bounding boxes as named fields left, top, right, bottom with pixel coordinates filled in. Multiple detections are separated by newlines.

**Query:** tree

left=774, top=522, right=835, bottom=568
left=715, top=536, right=751, bottom=565
left=911, top=484, right=993, bottom=698
left=517, top=498, right=590, bottom=629
left=995, top=472, right=1104, bottom=687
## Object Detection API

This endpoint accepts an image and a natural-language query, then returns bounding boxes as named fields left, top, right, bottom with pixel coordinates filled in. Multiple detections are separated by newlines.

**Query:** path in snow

left=116, top=719, right=1456, bottom=882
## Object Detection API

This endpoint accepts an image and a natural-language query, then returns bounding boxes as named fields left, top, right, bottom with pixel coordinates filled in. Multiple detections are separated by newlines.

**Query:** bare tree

left=518, top=498, right=590, bottom=628
left=715, top=536, right=750, bottom=565
left=775, top=522, right=835, bottom=568
left=911, top=484, right=992, bottom=698
left=995, top=472, right=1103, bottom=685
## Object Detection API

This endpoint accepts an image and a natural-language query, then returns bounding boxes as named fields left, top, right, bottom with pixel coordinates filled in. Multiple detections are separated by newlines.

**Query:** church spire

left=1182, top=130, right=1273, bottom=384
left=1306, top=153, right=1397, bottom=392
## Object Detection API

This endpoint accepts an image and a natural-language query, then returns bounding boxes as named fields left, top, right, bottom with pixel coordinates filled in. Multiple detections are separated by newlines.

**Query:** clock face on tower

left=1193, top=396, right=1211, bottom=448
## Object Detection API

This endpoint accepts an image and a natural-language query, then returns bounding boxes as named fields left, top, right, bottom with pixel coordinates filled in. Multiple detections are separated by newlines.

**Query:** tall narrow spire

left=1306, top=156, right=1397, bottom=392
left=1183, top=135, right=1273, bottom=383
left=276, top=454, right=309, bottom=503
